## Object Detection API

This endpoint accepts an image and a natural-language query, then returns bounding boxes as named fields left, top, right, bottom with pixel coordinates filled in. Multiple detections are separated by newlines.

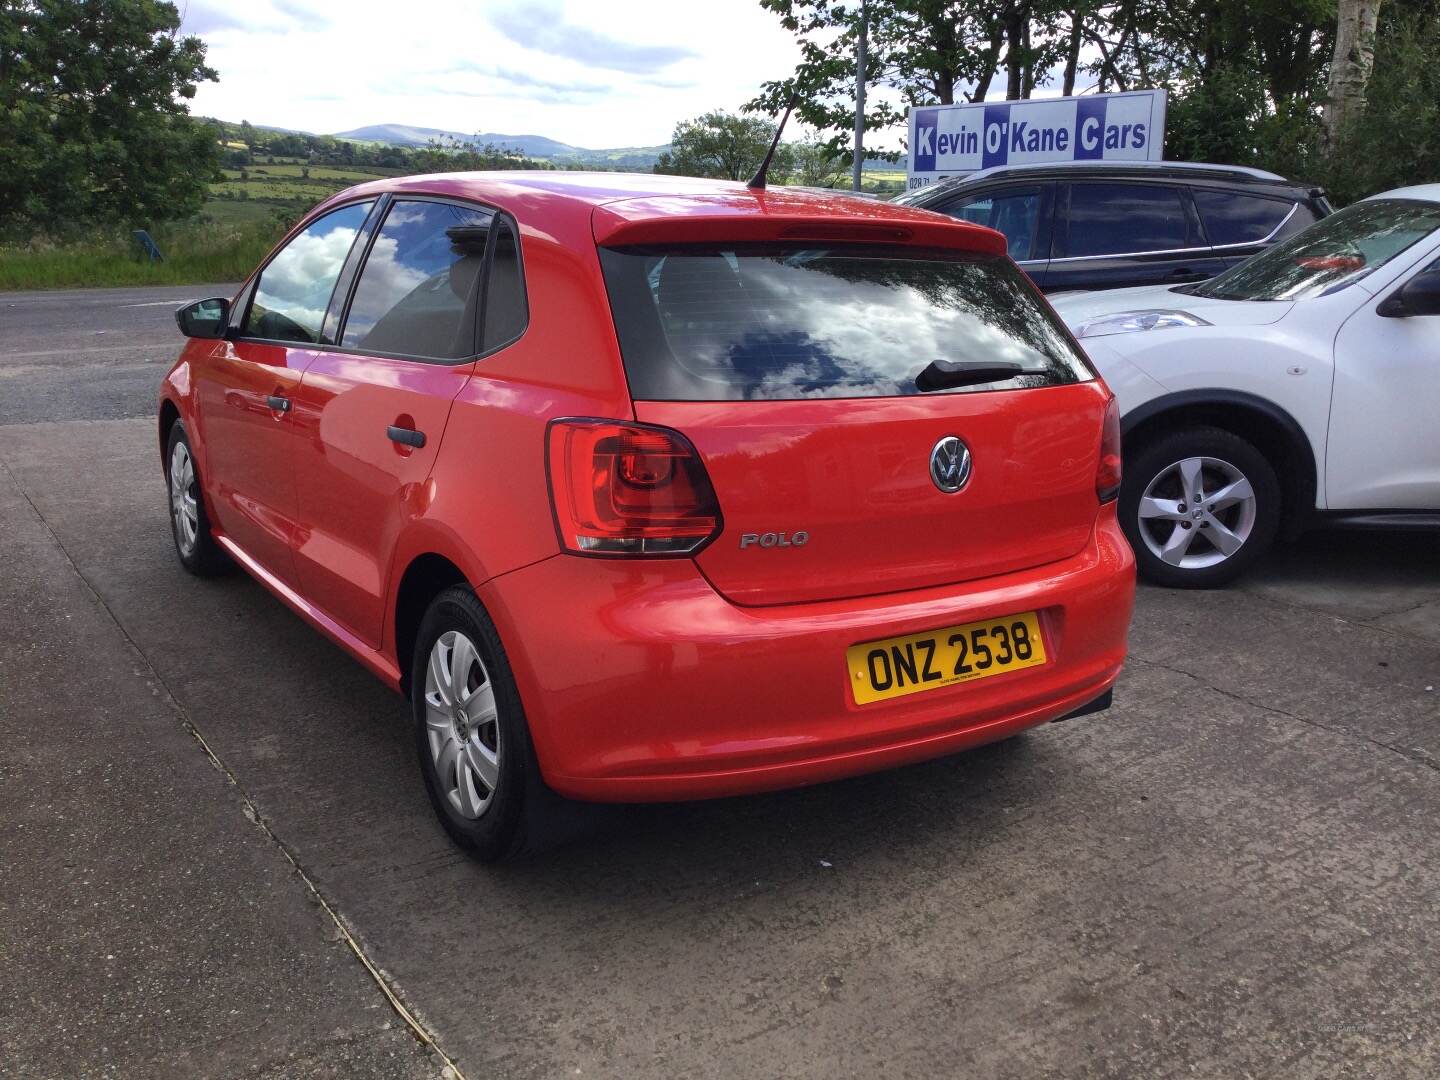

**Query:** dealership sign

left=906, top=90, right=1167, bottom=190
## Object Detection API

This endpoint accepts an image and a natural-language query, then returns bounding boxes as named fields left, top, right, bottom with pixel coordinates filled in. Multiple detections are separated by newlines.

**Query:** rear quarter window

left=1193, top=190, right=1297, bottom=247
left=599, top=245, right=1093, bottom=402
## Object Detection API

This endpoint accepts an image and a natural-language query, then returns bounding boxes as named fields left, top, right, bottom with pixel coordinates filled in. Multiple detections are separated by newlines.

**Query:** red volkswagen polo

left=162, top=172, right=1134, bottom=860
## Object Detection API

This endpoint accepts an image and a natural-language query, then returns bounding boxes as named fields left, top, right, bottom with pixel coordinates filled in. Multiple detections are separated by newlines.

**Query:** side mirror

left=1378, top=266, right=1440, bottom=318
left=175, top=297, right=231, bottom=338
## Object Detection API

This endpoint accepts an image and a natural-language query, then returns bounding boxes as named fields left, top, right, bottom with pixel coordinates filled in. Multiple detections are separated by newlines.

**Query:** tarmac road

left=0, top=285, right=239, bottom=424
left=3, top=285, right=1440, bottom=1079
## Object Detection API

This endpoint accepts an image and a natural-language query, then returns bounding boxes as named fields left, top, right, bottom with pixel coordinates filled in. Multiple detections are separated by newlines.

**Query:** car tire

left=411, top=585, right=554, bottom=862
left=165, top=421, right=232, bottom=577
left=1120, top=426, right=1281, bottom=588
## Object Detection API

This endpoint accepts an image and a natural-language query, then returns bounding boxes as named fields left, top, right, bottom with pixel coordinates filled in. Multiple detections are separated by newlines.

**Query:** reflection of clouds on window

left=618, top=249, right=1085, bottom=401
left=247, top=201, right=371, bottom=342
left=340, top=200, right=493, bottom=358
left=383, top=205, right=434, bottom=228
left=336, top=235, right=431, bottom=340
left=254, top=227, right=358, bottom=337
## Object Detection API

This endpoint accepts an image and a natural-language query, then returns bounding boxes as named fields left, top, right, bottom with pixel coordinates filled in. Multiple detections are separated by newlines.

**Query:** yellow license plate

left=846, top=611, right=1047, bottom=705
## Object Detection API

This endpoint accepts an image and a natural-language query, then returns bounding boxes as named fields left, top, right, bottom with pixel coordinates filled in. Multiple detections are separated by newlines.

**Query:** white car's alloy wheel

left=1136, top=456, right=1257, bottom=570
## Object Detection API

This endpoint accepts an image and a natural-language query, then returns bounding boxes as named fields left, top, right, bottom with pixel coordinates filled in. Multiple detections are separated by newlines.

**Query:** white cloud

left=181, top=0, right=813, bottom=149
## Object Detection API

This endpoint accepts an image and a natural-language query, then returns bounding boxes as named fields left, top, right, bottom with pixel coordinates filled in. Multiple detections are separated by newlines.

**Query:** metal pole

left=852, top=0, right=867, bottom=191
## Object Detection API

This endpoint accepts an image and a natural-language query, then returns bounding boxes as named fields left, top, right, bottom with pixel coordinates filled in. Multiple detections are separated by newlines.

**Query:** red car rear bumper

left=480, top=505, right=1135, bottom=802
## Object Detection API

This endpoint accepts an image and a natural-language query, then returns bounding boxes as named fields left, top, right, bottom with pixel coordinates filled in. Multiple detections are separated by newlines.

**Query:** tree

left=0, top=0, right=221, bottom=236
left=1086, top=0, right=1333, bottom=106
left=1323, top=0, right=1382, bottom=148
left=752, top=0, right=1349, bottom=173
left=1320, top=2, right=1440, bottom=202
left=749, top=1, right=1074, bottom=159
left=409, top=136, right=544, bottom=174
left=1080, top=0, right=1334, bottom=173
left=789, top=133, right=848, bottom=187
left=653, top=111, right=792, bottom=181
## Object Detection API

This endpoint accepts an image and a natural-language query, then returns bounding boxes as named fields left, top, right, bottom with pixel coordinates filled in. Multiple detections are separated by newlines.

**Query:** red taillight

left=1097, top=397, right=1122, bottom=503
left=546, top=419, right=722, bottom=555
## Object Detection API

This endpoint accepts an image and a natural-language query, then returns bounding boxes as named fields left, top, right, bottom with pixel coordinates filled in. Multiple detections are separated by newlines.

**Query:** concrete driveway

left=3, top=286, right=1439, bottom=1079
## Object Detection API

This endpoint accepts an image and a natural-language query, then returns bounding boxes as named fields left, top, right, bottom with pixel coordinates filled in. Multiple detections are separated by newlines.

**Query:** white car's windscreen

left=1192, top=199, right=1440, bottom=302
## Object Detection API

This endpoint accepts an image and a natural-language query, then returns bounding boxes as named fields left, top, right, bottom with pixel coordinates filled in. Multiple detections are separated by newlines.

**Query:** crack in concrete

left=1128, top=652, right=1440, bottom=778
left=0, top=452, right=465, bottom=1080
left=1363, top=594, right=1440, bottom=623
left=1237, top=584, right=1440, bottom=649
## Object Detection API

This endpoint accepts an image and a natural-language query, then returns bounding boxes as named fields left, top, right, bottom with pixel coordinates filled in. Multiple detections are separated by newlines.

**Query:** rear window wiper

left=915, top=360, right=1025, bottom=393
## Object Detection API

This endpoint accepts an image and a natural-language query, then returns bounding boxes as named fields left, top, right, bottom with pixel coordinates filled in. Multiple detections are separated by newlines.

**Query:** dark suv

left=893, top=161, right=1332, bottom=292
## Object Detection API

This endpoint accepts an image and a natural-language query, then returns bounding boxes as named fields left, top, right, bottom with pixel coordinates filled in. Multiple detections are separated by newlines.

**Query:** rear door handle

left=387, top=425, right=426, bottom=449
left=266, top=394, right=291, bottom=412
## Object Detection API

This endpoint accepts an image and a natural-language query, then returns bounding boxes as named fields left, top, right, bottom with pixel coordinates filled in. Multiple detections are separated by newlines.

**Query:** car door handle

left=387, top=425, right=426, bottom=449
left=266, top=394, right=291, bottom=412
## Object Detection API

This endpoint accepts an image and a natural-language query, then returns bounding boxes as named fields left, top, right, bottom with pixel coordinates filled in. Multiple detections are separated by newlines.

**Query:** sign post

left=906, top=90, right=1167, bottom=192
left=132, top=229, right=165, bottom=262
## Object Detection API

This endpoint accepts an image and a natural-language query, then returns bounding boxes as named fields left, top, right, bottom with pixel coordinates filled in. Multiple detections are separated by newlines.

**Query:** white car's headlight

left=1074, top=310, right=1211, bottom=339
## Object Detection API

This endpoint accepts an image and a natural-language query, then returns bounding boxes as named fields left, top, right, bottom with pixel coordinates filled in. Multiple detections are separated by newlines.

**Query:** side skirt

left=214, top=533, right=404, bottom=693
left=1313, top=510, right=1440, bottom=533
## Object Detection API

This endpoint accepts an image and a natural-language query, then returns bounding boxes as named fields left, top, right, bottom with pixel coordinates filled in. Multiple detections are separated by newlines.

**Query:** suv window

left=1063, top=183, right=1192, bottom=258
left=243, top=201, right=373, bottom=343
left=482, top=218, right=527, bottom=352
left=942, top=189, right=1042, bottom=260
left=1193, top=190, right=1296, bottom=247
left=599, top=245, right=1092, bottom=401
left=341, top=200, right=494, bottom=360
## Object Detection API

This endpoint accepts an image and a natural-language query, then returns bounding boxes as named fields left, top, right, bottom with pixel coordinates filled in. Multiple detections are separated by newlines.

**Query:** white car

left=1050, top=184, right=1440, bottom=587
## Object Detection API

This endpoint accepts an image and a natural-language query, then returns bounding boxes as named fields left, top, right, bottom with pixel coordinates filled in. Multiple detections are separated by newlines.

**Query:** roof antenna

left=747, top=93, right=798, bottom=191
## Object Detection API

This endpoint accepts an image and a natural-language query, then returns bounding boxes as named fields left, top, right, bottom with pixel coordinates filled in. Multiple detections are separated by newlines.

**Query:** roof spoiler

left=591, top=197, right=1008, bottom=256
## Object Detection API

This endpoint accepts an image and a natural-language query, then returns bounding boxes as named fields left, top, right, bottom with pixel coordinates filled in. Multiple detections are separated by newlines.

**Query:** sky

left=178, top=0, right=823, bottom=150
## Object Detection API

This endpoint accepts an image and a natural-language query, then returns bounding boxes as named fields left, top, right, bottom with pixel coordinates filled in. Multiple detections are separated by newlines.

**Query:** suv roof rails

left=940, top=160, right=1291, bottom=185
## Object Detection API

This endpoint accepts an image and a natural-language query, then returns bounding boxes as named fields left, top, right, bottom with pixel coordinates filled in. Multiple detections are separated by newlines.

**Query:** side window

left=943, top=189, right=1042, bottom=260
left=341, top=200, right=495, bottom=360
left=1063, top=183, right=1192, bottom=258
left=243, top=202, right=373, bottom=343
left=1194, top=190, right=1296, bottom=247
left=482, top=218, right=527, bottom=352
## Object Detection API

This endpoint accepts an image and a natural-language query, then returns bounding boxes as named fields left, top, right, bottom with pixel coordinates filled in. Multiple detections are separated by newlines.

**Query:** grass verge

left=0, top=220, right=283, bottom=291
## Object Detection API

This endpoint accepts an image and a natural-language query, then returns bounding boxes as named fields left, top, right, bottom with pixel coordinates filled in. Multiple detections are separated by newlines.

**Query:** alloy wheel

left=1136, top=456, right=1257, bottom=570
left=169, top=442, right=200, bottom=556
left=423, top=630, right=502, bottom=819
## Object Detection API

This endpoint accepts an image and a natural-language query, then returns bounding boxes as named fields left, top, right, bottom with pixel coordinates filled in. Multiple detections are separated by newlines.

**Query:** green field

left=0, top=159, right=408, bottom=290
left=0, top=220, right=282, bottom=291
left=201, top=160, right=405, bottom=232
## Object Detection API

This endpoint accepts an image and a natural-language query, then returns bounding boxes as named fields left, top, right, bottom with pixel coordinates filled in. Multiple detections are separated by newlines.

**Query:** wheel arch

left=391, top=552, right=472, bottom=697
left=158, top=398, right=181, bottom=462
left=1121, top=389, right=1318, bottom=534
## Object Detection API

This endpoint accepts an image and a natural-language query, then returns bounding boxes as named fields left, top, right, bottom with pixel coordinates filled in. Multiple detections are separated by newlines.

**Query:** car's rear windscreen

left=598, top=245, right=1094, bottom=401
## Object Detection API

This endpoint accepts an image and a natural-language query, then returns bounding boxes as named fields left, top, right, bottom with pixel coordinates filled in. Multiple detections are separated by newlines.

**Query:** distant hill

left=210, top=118, right=901, bottom=175
left=331, top=124, right=668, bottom=168
left=332, top=123, right=475, bottom=146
